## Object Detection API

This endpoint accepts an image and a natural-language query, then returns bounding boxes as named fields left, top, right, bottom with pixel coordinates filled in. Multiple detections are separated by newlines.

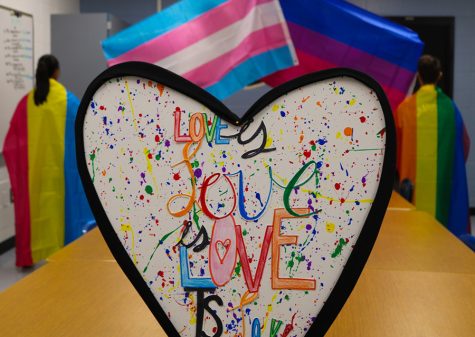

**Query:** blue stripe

left=280, top=0, right=423, bottom=71
left=180, top=246, right=216, bottom=288
left=447, top=104, right=470, bottom=236
left=64, top=91, right=95, bottom=244
left=102, top=0, right=228, bottom=59
left=206, top=46, right=294, bottom=100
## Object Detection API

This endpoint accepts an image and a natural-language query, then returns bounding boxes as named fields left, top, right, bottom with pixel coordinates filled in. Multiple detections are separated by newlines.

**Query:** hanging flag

left=2, top=79, right=95, bottom=267
left=102, top=0, right=297, bottom=100
left=397, top=85, right=470, bottom=236
left=263, top=0, right=424, bottom=112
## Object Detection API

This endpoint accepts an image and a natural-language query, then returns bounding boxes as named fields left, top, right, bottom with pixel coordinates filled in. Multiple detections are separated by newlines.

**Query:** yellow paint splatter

left=272, top=104, right=279, bottom=112
left=144, top=147, right=159, bottom=192
left=326, top=222, right=335, bottom=233
left=336, top=131, right=342, bottom=139
left=120, top=223, right=137, bottom=265
left=124, top=80, right=138, bottom=132
left=348, top=98, right=356, bottom=106
left=265, top=136, right=273, bottom=148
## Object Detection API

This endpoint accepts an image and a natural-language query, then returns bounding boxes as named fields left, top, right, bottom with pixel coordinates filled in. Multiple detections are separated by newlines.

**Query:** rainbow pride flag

left=2, top=79, right=94, bottom=266
left=397, top=85, right=470, bottom=236
left=102, top=0, right=297, bottom=100
left=263, top=0, right=424, bottom=112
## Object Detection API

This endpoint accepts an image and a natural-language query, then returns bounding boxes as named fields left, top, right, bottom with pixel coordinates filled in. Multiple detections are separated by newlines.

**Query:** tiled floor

left=0, top=217, right=474, bottom=293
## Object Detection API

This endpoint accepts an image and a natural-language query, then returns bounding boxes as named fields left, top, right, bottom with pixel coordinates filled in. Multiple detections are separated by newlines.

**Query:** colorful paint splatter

left=83, top=76, right=386, bottom=337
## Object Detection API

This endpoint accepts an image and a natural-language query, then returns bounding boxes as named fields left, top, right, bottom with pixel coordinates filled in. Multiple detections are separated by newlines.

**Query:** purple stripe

left=288, top=22, right=415, bottom=93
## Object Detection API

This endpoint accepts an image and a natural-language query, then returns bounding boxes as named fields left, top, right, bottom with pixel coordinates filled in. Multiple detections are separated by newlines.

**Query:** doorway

left=387, top=16, right=455, bottom=97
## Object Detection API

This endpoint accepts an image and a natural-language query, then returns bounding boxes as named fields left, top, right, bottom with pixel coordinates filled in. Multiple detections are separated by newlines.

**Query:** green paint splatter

left=155, top=153, right=161, bottom=161
left=89, top=151, right=96, bottom=182
left=145, top=185, right=153, bottom=195
left=143, top=224, right=182, bottom=273
left=284, top=294, right=290, bottom=301
left=192, top=204, right=201, bottom=230
left=234, top=261, right=242, bottom=277
left=191, top=159, right=199, bottom=168
left=286, top=251, right=296, bottom=274
left=331, top=238, right=348, bottom=258
left=242, top=229, right=248, bottom=236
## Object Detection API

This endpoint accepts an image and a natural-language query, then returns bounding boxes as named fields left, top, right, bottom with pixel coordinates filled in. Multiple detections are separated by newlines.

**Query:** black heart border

left=76, top=62, right=395, bottom=337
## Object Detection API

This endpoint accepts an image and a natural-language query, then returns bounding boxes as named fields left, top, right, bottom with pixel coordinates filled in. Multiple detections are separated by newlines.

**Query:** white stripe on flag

left=155, top=2, right=284, bottom=75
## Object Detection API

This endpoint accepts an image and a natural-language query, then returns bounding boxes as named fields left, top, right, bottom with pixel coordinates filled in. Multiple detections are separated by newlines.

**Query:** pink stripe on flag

left=380, top=84, right=407, bottom=114
left=279, top=22, right=415, bottom=93
left=107, top=0, right=273, bottom=66
left=184, top=24, right=288, bottom=88
left=263, top=50, right=407, bottom=112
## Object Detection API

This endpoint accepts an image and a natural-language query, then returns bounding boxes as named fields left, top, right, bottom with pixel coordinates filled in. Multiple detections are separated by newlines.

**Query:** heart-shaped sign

left=76, top=62, right=395, bottom=337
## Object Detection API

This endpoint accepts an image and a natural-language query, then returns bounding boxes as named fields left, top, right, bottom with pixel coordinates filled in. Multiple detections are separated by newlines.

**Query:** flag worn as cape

left=263, top=0, right=424, bottom=112
left=396, top=85, right=470, bottom=236
left=2, top=79, right=94, bottom=266
left=101, top=0, right=297, bottom=100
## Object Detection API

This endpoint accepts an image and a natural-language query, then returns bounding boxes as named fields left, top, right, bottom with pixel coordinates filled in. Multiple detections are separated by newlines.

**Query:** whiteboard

left=0, top=6, right=33, bottom=151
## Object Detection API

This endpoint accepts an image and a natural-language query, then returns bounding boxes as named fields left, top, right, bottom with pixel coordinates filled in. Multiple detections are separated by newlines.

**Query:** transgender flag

left=102, top=0, right=297, bottom=100
left=263, top=0, right=424, bottom=112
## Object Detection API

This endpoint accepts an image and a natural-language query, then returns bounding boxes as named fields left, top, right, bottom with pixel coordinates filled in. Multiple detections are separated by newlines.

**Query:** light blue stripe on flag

left=206, top=46, right=294, bottom=100
left=102, top=0, right=228, bottom=60
left=64, top=91, right=95, bottom=244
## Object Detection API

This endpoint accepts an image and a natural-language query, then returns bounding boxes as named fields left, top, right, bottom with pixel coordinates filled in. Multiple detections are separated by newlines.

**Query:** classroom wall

left=348, top=0, right=475, bottom=206
left=0, top=0, right=80, bottom=70
left=80, top=0, right=159, bottom=24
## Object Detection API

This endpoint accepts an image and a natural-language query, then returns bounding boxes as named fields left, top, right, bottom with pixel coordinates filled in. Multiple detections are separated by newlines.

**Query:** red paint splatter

left=139, top=195, right=144, bottom=200
left=340, top=198, right=345, bottom=204
left=334, top=183, right=341, bottom=190
left=99, top=105, right=105, bottom=110
left=158, top=270, right=164, bottom=277
left=303, top=150, right=311, bottom=159
left=148, top=153, right=153, bottom=159
left=155, top=135, right=160, bottom=142
left=309, top=140, right=316, bottom=146
left=359, top=116, right=366, bottom=123
left=175, top=107, right=181, bottom=112
left=281, top=313, right=297, bottom=337
left=173, top=172, right=181, bottom=180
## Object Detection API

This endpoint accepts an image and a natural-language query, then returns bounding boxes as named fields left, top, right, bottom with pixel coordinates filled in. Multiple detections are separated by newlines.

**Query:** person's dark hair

left=418, top=54, right=442, bottom=84
left=34, top=55, right=59, bottom=105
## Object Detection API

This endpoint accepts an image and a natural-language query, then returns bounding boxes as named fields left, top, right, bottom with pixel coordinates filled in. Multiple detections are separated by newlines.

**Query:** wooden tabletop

left=1, top=192, right=474, bottom=336
left=387, top=190, right=416, bottom=211
left=47, top=225, right=114, bottom=262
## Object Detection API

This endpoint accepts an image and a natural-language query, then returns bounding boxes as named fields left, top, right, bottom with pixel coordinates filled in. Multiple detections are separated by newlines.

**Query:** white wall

left=0, top=0, right=80, bottom=243
left=0, top=0, right=80, bottom=70
left=349, top=0, right=475, bottom=207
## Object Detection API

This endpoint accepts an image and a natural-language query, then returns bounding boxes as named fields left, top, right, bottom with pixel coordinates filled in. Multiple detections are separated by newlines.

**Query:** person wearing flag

left=396, top=55, right=470, bottom=236
left=2, top=54, right=94, bottom=267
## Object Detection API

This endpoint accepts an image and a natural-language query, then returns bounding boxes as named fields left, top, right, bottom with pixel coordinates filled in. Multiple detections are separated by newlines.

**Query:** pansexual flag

left=102, top=0, right=297, bottom=100
left=2, top=79, right=94, bottom=266
left=397, top=85, right=470, bottom=236
left=263, top=0, right=424, bottom=112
